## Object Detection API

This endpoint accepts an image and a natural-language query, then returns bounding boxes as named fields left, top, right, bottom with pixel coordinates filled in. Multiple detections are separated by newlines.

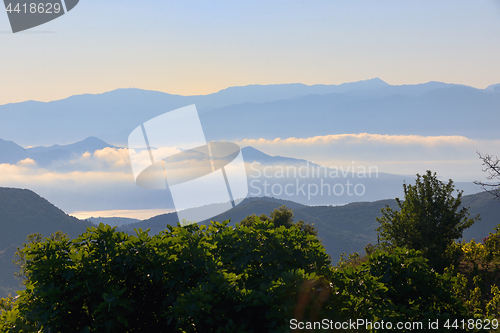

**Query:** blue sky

left=1, top=0, right=500, bottom=104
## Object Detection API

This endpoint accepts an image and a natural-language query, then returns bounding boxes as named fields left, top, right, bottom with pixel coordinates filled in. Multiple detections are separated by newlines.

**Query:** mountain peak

left=485, top=83, right=500, bottom=92
left=356, top=77, right=389, bottom=85
left=78, top=136, right=114, bottom=146
left=26, top=136, right=115, bottom=153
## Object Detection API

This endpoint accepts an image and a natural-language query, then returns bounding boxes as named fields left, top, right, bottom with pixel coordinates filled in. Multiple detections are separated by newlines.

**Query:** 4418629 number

left=5, top=2, right=61, bottom=14
left=444, top=319, right=498, bottom=330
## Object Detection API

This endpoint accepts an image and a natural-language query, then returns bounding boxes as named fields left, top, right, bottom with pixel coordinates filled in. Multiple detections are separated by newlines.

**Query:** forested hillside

left=1, top=173, right=499, bottom=331
left=120, top=191, right=500, bottom=264
left=0, top=188, right=92, bottom=298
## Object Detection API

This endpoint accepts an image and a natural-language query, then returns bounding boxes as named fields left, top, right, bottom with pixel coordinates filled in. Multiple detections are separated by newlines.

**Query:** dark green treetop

left=240, top=205, right=318, bottom=236
left=376, top=170, right=479, bottom=271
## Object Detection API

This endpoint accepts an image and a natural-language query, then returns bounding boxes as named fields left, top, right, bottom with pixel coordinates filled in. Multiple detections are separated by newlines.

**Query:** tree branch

left=473, top=151, right=500, bottom=199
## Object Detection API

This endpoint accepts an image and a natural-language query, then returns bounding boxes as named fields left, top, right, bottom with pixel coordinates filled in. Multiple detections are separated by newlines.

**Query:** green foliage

left=447, top=224, right=500, bottom=321
left=336, top=252, right=362, bottom=269
left=0, top=296, right=14, bottom=314
left=483, top=223, right=500, bottom=262
left=240, top=205, right=318, bottom=236
left=329, top=248, right=468, bottom=325
left=13, top=231, right=68, bottom=284
left=486, top=285, right=500, bottom=319
left=239, top=213, right=270, bottom=227
left=364, top=242, right=377, bottom=255
left=2, top=204, right=497, bottom=332
left=0, top=220, right=330, bottom=332
left=376, top=170, right=479, bottom=271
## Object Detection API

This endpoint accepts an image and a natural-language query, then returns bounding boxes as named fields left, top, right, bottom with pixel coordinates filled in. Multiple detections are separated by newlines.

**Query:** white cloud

left=0, top=133, right=494, bottom=215
left=238, top=133, right=500, bottom=182
left=0, top=163, right=133, bottom=187
left=238, top=133, right=475, bottom=147
left=17, top=158, right=37, bottom=167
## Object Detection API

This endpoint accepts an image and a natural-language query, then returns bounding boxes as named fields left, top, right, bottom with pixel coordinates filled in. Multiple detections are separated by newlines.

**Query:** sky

left=1, top=0, right=500, bottom=105
left=1, top=1, right=500, bottom=218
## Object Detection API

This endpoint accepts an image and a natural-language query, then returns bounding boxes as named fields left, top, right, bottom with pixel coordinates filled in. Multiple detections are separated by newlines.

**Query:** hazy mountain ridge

left=27, top=136, right=116, bottom=155
left=0, top=138, right=28, bottom=164
left=87, top=217, right=141, bottom=227
left=0, top=136, right=114, bottom=166
left=486, top=82, right=500, bottom=92
left=119, top=191, right=500, bottom=267
left=1, top=186, right=498, bottom=299
left=0, top=188, right=93, bottom=298
left=343, top=81, right=473, bottom=98
left=0, top=136, right=482, bottom=211
left=1, top=79, right=498, bottom=146
left=118, top=196, right=308, bottom=235
left=241, top=145, right=480, bottom=205
left=201, top=85, right=500, bottom=142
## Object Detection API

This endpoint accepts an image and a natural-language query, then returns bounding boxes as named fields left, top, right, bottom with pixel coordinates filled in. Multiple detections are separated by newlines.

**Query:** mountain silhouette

left=0, top=187, right=92, bottom=298
left=0, top=136, right=116, bottom=166
left=119, top=191, right=500, bottom=267
left=201, top=85, right=500, bottom=142
left=0, top=138, right=28, bottom=164
left=1, top=186, right=497, bottom=298
left=0, top=79, right=496, bottom=146
left=27, top=136, right=116, bottom=155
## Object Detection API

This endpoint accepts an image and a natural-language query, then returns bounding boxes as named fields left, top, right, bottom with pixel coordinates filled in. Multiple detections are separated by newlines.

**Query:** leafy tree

left=240, top=205, right=318, bottom=236
left=483, top=223, right=500, bottom=262
left=0, top=296, right=15, bottom=316
left=376, top=170, right=479, bottom=271
left=13, top=231, right=68, bottom=284
left=328, top=248, right=469, bottom=329
left=0, top=220, right=330, bottom=332
left=239, top=213, right=270, bottom=227
left=447, top=223, right=500, bottom=320
left=2, top=203, right=488, bottom=332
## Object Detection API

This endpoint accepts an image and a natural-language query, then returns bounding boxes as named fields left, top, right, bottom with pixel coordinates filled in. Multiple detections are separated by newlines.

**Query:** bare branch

left=474, top=151, right=500, bottom=199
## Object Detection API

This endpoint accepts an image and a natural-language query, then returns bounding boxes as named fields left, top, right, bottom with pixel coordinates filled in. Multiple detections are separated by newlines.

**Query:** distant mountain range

left=27, top=136, right=116, bottom=155
left=200, top=85, right=500, bottom=142
left=87, top=217, right=141, bottom=227
left=2, top=79, right=497, bottom=298
left=0, top=136, right=115, bottom=167
left=0, top=79, right=498, bottom=146
left=1, top=186, right=498, bottom=299
left=119, top=191, right=500, bottom=268
left=0, top=136, right=481, bottom=211
left=242, top=145, right=480, bottom=205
